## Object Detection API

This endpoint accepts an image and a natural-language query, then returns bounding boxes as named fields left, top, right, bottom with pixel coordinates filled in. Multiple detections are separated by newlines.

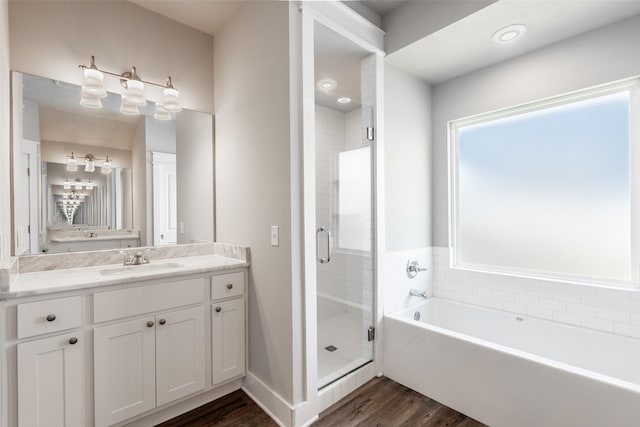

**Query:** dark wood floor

left=157, top=376, right=485, bottom=427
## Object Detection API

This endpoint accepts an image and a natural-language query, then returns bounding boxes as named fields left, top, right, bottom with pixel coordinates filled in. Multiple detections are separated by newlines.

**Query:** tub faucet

left=409, top=288, right=428, bottom=299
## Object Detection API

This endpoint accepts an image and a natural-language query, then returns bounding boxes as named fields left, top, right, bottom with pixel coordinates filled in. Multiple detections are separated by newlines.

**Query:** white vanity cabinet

left=16, top=296, right=84, bottom=427
left=211, top=271, right=246, bottom=384
left=4, top=265, right=248, bottom=427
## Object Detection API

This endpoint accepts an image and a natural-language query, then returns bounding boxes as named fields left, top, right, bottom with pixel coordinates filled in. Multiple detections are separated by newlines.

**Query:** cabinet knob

left=227, top=284, right=233, bottom=290
left=147, top=321, right=154, bottom=328
left=159, top=319, right=166, bottom=325
left=215, top=307, right=222, bottom=313
left=46, top=314, right=56, bottom=322
left=69, top=337, right=78, bottom=345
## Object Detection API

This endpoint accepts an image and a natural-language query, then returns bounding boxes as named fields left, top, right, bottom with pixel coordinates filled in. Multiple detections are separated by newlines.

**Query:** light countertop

left=5, top=254, right=248, bottom=299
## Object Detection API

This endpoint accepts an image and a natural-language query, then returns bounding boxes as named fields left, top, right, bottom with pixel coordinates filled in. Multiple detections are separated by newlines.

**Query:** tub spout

left=409, top=288, right=428, bottom=299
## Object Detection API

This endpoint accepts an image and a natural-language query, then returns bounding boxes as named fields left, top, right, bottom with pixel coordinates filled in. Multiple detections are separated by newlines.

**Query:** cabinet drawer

left=17, top=296, right=82, bottom=339
left=211, top=272, right=244, bottom=300
left=94, top=277, right=205, bottom=323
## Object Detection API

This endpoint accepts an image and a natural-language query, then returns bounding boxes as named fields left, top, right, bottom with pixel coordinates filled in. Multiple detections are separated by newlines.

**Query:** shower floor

left=318, top=310, right=370, bottom=389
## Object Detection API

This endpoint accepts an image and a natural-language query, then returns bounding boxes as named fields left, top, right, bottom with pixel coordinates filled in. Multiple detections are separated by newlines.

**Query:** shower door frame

left=299, top=2, right=385, bottom=421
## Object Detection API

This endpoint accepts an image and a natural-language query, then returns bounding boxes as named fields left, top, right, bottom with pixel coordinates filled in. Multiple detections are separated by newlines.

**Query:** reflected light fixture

left=337, top=97, right=351, bottom=104
left=66, top=152, right=78, bottom=172
left=153, top=103, right=172, bottom=121
left=74, top=178, right=83, bottom=191
left=317, top=79, right=337, bottom=90
left=79, top=55, right=181, bottom=118
left=492, top=24, right=527, bottom=43
left=101, top=156, right=112, bottom=174
left=86, top=180, right=94, bottom=191
left=66, top=152, right=112, bottom=174
left=63, top=179, right=71, bottom=190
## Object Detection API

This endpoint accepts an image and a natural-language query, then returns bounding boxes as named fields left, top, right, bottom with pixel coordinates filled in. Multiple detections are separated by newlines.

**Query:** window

left=338, top=146, right=371, bottom=252
left=449, top=80, right=638, bottom=286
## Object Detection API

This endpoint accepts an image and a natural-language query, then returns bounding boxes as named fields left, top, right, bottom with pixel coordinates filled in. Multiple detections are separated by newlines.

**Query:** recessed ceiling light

left=317, top=79, right=337, bottom=90
left=337, top=97, right=351, bottom=104
left=492, top=24, right=527, bottom=43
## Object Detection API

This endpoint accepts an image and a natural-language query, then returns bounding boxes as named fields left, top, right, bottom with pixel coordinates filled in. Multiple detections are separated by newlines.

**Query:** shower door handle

left=316, top=226, right=331, bottom=264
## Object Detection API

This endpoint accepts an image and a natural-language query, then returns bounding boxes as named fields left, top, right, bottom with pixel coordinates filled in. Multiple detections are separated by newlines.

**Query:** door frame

left=298, top=2, right=385, bottom=424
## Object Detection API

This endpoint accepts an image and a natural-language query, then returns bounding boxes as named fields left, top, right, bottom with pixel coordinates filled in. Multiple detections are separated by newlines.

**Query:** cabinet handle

left=69, top=337, right=78, bottom=345
left=159, top=319, right=166, bottom=325
left=227, top=284, right=233, bottom=290
left=46, top=314, right=56, bottom=322
left=147, top=321, right=154, bottom=328
left=215, top=307, right=222, bottom=313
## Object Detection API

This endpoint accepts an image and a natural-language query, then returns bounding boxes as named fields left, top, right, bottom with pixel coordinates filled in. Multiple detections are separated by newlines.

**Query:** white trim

left=299, top=1, right=385, bottom=56
left=242, top=371, right=292, bottom=427
left=448, top=78, right=640, bottom=289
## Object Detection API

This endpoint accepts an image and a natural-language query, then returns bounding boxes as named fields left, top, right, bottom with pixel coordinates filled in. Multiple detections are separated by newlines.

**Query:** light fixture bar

left=79, top=62, right=177, bottom=90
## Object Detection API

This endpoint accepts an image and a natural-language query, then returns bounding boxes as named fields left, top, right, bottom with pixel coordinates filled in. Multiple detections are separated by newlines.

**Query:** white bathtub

left=384, top=298, right=640, bottom=427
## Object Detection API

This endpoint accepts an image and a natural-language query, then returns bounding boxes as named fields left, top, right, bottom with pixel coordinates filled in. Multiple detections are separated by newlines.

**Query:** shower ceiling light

left=317, top=79, right=337, bottom=90
left=79, top=55, right=181, bottom=118
left=492, top=24, right=527, bottom=43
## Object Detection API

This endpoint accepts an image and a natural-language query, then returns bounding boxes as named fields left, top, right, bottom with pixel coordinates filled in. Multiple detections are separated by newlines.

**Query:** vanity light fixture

left=101, top=156, right=112, bottom=174
left=74, top=178, right=83, bottom=191
left=79, top=55, right=181, bottom=118
left=66, top=152, right=78, bottom=172
left=153, top=103, right=172, bottom=121
left=86, top=180, right=94, bottom=190
left=63, top=179, right=71, bottom=190
left=492, top=24, right=527, bottom=43
left=337, top=97, right=351, bottom=104
left=65, top=152, right=113, bottom=174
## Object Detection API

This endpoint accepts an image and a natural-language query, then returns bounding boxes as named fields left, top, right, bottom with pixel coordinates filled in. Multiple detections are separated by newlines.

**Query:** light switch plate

left=271, top=225, right=279, bottom=247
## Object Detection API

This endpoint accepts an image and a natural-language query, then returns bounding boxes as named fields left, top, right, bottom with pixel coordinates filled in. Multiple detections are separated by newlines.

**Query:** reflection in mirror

left=11, top=72, right=214, bottom=255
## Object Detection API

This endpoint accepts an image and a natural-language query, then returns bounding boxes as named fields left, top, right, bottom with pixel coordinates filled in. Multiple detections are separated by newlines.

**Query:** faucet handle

left=406, top=258, right=428, bottom=278
left=141, top=247, right=154, bottom=263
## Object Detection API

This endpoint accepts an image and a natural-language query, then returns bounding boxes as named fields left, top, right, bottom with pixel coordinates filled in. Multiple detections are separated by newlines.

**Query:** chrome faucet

left=406, top=258, right=428, bottom=278
left=409, top=288, right=428, bottom=299
left=119, top=248, right=154, bottom=266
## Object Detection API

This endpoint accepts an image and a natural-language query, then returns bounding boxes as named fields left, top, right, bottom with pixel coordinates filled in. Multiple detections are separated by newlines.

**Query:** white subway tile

left=514, top=293, right=539, bottom=307
left=597, top=307, right=630, bottom=323
left=581, top=316, right=614, bottom=333
left=553, top=311, right=581, bottom=326
left=503, top=302, right=527, bottom=315
left=540, top=298, right=566, bottom=312
left=482, top=297, right=503, bottom=310
left=565, top=302, right=596, bottom=317
left=527, top=306, right=553, bottom=320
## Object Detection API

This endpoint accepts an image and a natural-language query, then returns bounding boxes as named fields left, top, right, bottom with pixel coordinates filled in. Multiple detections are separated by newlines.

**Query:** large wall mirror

left=11, top=71, right=214, bottom=255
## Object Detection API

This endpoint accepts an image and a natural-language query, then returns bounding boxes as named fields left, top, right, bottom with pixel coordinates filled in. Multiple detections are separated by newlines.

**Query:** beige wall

left=214, top=0, right=296, bottom=405
left=9, top=1, right=213, bottom=113
left=1, top=0, right=10, bottom=260
left=176, top=110, right=214, bottom=243
left=384, top=63, right=432, bottom=250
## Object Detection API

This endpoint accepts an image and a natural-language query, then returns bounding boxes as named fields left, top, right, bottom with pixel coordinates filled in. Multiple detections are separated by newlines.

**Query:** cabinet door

left=94, top=317, right=156, bottom=427
left=156, top=306, right=205, bottom=406
left=17, top=333, right=83, bottom=427
left=212, top=299, right=245, bottom=384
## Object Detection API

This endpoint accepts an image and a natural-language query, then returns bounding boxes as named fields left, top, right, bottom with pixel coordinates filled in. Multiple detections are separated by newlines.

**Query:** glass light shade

left=75, top=182, right=83, bottom=191
left=153, top=103, right=172, bottom=120
left=162, top=87, right=181, bottom=112
left=63, top=180, right=71, bottom=190
left=120, top=97, right=140, bottom=115
left=78, top=193, right=85, bottom=199
left=86, top=181, right=94, bottom=190
left=66, top=156, right=78, bottom=172
left=82, top=68, right=106, bottom=98
left=80, top=93, right=103, bottom=109
left=101, top=159, right=112, bottom=174
left=84, top=159, right=95, bottom=172
left=124, top=80, right=146, bottom=106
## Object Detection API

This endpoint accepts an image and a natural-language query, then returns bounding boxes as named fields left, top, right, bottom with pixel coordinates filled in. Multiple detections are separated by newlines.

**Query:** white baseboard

left=242, top=371, right=293, bottom=426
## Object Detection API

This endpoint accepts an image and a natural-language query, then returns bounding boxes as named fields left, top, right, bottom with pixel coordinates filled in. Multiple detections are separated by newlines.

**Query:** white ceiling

left=386, top=0, right=640, bottom=85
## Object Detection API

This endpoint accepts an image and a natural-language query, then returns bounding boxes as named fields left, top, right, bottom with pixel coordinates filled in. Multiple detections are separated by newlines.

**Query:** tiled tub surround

left=0, top=242, right=250, bottom=298
left=386, top=247, right=640, bottom=340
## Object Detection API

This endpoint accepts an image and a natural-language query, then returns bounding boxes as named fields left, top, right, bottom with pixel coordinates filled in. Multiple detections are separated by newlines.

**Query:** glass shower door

left=314, top=21, right=375, bottom=388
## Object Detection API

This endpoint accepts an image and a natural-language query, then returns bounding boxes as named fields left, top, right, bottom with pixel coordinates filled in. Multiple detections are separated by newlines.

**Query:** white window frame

left=448, top=78, right=640, bottom=289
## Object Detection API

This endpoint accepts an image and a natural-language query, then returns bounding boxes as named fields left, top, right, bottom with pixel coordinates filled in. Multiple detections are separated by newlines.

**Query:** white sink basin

left=99, top=262, right=185, bottom=276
